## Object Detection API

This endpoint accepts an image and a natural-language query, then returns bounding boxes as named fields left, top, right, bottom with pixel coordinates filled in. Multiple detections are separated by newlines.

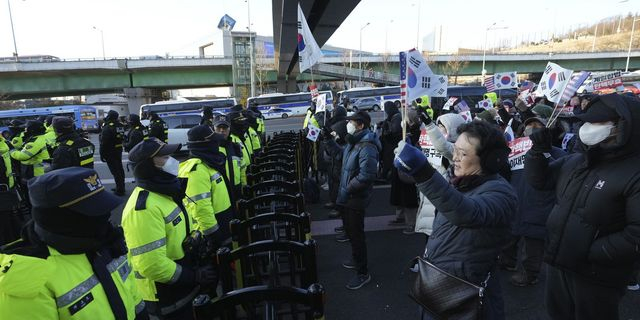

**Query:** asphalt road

left=89, top=111, right=639, bottom=320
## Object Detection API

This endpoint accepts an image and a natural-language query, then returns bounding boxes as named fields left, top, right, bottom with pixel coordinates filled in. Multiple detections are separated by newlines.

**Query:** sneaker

left=323, top=202, right=336, bottom=209
left=346, top=274, right=371, bottom=290
left=388, top=218, right=405, bottom=226
left=509, top=270, right=539, bottom=287
left=402, top=226, right=416, bottom=235
left=342, top=259, right=356, bottom=269
left=320, top=183, right=329, bottom=191
left=327, top=209, right=340, bottom=218
left=335, top=234, right=350, bottom=243
left=334, top=226, right=345, bottom=233
left=628, top=283, right=640, bottom=291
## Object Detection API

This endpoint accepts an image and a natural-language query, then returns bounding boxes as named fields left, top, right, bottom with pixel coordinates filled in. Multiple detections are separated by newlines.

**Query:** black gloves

left=195, top=265, right=217, bottom=286
left=418, top=110, right=432, bottom=126
left=529, top=127, right=552, bottom=153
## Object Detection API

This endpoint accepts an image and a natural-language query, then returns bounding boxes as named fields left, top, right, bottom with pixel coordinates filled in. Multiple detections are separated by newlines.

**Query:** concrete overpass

left=272, top=0, right=361, bottom=92
left=0, top=51, right=638, bottom=100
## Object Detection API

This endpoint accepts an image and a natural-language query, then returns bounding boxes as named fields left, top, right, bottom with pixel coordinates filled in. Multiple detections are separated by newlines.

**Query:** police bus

left=139, top=98, right=238, bottom=119
left=337, top=86, right=401, bottom=111
left=246, top=91, right=333, bottom=119
left=0, top=105, right=99, bottom=133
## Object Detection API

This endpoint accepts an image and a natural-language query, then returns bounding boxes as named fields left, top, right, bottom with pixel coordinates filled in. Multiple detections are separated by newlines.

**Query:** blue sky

left=0, top=0, right=637, bottom=59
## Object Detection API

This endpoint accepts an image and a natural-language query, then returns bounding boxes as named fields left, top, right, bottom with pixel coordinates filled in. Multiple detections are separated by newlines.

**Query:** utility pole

left=7, top=0, right=19, bottom=61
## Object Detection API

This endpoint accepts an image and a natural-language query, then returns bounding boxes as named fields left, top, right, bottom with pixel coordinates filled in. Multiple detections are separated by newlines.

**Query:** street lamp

left=7, top=0, right=20, bottom=61
left=626, top=14, right=639, bottom=72
left=246, top=0, right=255, bottom=97
left=482, top=22, right=508, bottom=77
left=92, top=26, right=105, bottom=59
left=358, top=22, right=370, bottom=86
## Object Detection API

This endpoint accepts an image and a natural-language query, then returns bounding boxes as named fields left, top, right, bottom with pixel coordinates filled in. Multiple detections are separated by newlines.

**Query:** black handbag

left=409, top=256, right=489, bottom=320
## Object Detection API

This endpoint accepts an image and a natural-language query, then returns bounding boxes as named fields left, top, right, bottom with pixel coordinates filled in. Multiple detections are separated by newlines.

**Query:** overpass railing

left=308, top=63, right=399, bottom=85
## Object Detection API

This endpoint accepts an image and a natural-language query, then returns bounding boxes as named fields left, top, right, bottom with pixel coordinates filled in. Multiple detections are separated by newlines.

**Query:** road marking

left=310, top=214, right=408, bottom=236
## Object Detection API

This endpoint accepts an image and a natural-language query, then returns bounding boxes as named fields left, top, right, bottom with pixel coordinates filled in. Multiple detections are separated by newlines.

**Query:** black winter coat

left=510, top=146, right=566, bottom=239
left=525, top=94, right=640, bottom=288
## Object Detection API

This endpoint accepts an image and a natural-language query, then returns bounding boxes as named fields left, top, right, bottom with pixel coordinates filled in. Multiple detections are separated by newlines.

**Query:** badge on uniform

left=172, top=216, right=182, bottom=226
left=68, top=292, right=94, bottom=315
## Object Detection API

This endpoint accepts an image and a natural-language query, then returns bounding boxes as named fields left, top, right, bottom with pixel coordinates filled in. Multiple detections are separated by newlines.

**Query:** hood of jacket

left=582, top=94, right=640, bottom=160
left=436, top=113, right=466, bottom=142
left=384, top=101, right=399, bottom=119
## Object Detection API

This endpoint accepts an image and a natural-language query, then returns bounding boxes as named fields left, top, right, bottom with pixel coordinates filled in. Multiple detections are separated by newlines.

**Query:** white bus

left=337, top=86, right=401, bottom=111
left=246, top=91, right=333, bottom=119
left=139, top=97, right=237, bottom=119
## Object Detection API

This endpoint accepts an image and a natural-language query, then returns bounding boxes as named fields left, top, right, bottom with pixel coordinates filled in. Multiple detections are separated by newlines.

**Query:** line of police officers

left=0, top=105, right=265, bottom=319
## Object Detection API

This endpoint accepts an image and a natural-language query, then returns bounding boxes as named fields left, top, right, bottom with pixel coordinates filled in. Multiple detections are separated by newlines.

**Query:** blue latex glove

left=393, top=140, right=428, bottom=175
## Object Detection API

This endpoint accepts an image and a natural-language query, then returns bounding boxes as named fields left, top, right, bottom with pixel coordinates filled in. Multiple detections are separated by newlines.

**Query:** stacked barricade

left=194, top=131, right=325, bottom=320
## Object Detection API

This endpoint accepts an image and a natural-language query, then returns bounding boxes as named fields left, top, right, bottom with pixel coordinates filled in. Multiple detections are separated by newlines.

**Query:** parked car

left=350, top=97, right=380, bottom=112
left=263, top=107, right=293, bottom=119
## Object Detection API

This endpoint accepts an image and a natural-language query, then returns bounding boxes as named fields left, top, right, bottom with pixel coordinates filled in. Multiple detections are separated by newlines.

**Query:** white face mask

left=579, top=121, right=615, bottom=146
left=161, top=156, right=180, bottom=176
left=346, top=121, right=357, bottom=135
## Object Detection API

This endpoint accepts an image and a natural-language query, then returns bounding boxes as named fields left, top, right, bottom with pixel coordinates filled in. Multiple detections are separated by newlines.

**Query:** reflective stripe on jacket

left=0, top=246, right=144, bottom=319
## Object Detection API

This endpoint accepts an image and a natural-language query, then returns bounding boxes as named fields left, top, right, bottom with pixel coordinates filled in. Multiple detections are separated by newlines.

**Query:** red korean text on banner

left=508, top=137, right=532, bottom=171
left=419, top=128, right=444, bottom=167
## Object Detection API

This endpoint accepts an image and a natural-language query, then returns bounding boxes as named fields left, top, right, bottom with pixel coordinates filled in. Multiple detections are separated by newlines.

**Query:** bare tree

left=380, top=53, right=392, bottom=82
left=254, top=45, right=274, bottom=95
left=442, top=53, right=469, bottom=85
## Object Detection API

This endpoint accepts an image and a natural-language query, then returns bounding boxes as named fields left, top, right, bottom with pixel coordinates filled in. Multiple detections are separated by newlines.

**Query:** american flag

left=483, top=76, right=496, bottom=92
left=560, top=71, right=591, bottom=104
left=399, top=51, right=407, bottom=107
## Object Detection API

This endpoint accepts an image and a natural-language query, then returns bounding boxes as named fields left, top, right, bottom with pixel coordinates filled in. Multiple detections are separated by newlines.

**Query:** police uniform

left=0, top=167, right=146, bottom=319
left=148, top=115, right=168, bottom=143
left=124, top=117, right=149, bottom=153
left=10, top=121, right=50, bottom=180
left=51, top=117, right=95, bottom=170
left=179, top=125, right=233, bottom=244
left=0, top=136, right=19, bottom=246
left=213, top=116, right=246, bottom=194
left=121, top=139, right=215, bottom=320
left=43, top=122, right=58, bottom=156
left=100, top=111, right=126, bottom=195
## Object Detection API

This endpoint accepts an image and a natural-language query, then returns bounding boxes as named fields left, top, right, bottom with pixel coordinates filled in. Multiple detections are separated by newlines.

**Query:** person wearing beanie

left=99, top=110, right=126, bottom=196
left=147, top=112, right=168, bottom=143
left=213, top=114, right=248, bottom=194
left=121, top=138, right=215, bottom=320
left=124, top=114, right=148, bottom=152
left=178, top=125, right=233, bottom=246
left=393, top=120, right=515, bottom=319
left=10, top=120, right=50, bottom=181
left=531, top=104, right=554, bottom=120
left=50, top=116, right=95, bottom=170
left=0, top=167, right=147, bottom=319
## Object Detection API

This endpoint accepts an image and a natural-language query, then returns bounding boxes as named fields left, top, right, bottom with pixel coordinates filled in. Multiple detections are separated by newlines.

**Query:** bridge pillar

left=276, top=76, right=298, bottom=93
left=124, top=88, right=163, bottom=116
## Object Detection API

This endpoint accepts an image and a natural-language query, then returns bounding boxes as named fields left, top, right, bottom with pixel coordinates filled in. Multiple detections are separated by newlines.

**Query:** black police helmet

left=105, top=110, right=119, bottom=121
left=25, top=120, right=46, bottom=135
left=45, top=115, right=55, bottom=126
left=187, top=125, right=215, bottom=142
left=230, top=104, right=244, bottom=113
left=127, top=114, right=141, bottom=124
left=52, top=116, right=75, bottom=134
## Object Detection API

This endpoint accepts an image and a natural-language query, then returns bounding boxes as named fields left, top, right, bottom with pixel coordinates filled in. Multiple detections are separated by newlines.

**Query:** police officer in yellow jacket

left=242, top=109, right=262, bottom=153
left=121, top=138, right=216, bottom=320
left=212, top=115, right=244, bottom=201
left=7, top=119, right=25, bottom=149
left=50, top=117, right=95, bottom=170
left=10, top=120, right=50, bottom=181
left=100, top=111, right=126, bottom=196
left=0, top=135, right=19, bottom=246
left=0, top=167, right=147, bottom=319
left=248, top=105, right=265, bottom=142
left=225, top=113, right=252, bottom=185
left=178, top=125, right=233, bottom=245
left=43, top=115, right=58, bottom=155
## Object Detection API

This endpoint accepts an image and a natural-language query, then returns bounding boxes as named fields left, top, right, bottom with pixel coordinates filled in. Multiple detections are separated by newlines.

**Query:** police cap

left=188, top=125, right=215, bottom=142
left=28, top=167, right=122, bottom=215
left=128, top=137, right=181, bottom=163
left=230, top=104, right=244, bottom=112
left=213, top=114, right=231, bottom=128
